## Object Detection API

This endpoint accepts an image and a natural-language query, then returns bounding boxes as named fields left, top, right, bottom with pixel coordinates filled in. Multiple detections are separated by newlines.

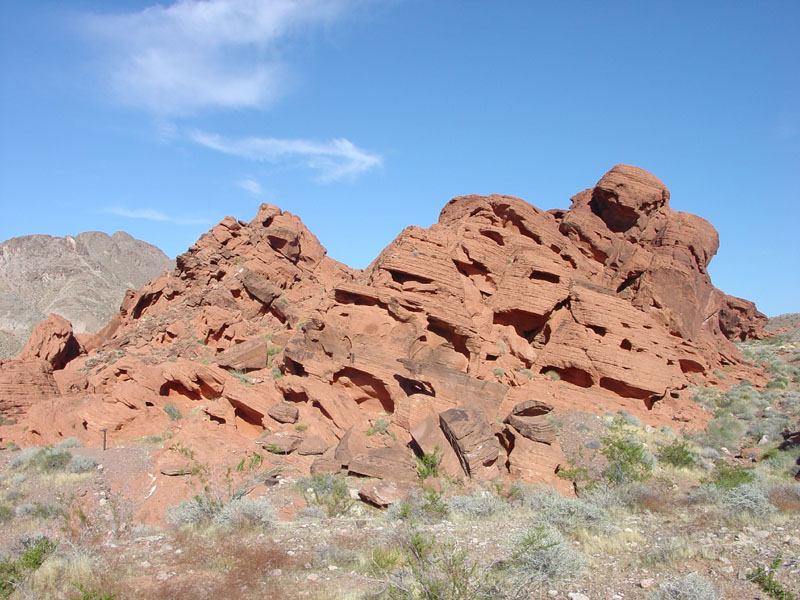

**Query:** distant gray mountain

left=0, top=231, right=173, bottom=358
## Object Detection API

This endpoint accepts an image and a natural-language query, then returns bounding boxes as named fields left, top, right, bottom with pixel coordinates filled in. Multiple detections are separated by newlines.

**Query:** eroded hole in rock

left=589, top=193, right=639, bottom=233
left=479, top=229, right=505, bottom=245
left=207, top=413, right=226, bottom=425
left=334, top=367, right=394, bottom=413
left=159, top=381, right=202, bottom=401
left=282, top=389, right=309, bottom=403
left=493, top=309, right=549, bottom=342
left=529, top=270, right=560, bottom=284
left=539, top=366, right=593, bottom=388
left=145, top=401, right=154, bottom=407
left=679, top=359, right=706, bottom=374
left=599, top=377, right=654, bottom=401
left=334, top=289, right=379, bottom=307
left=388, top=270, right=433, bottom=285
left=426, top=317, right=470, bottom=362
left=588, top=325, right=607, bottom=337
left=616, top=272, right=642, bottom=294
left=81, top=420, right=88, bottom=431
left=620, top=339, right=632, bottom=350
left=229, top=399, right=264, bottom=437
left=394, top=375, right=435, bottom=397
left=453, top=259, right=490, bottom=278
left=560, top=253, right=578, bottom=269
left=284, top=357, right=307, bottom=377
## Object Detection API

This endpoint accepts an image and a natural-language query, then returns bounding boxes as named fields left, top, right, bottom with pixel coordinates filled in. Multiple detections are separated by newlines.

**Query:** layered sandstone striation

left=0, top=165, right=768, bottom=514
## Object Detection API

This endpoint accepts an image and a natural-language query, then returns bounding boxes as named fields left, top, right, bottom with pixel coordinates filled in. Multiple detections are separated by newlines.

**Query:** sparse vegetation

left=297, top=473, right=352, bottom=517
left=163, top=403, right=182, bottom=421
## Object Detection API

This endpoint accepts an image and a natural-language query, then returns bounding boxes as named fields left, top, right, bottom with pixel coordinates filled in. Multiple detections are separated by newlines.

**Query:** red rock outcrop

left=0, top=165, right=769, bottom=509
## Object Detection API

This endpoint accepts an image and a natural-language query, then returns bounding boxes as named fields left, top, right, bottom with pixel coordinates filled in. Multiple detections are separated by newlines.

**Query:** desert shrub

left=721, top=483, right=776, bottom=517
left=615, top=410, right=642, bottom=428
left=501, top=523, right=586, bottom=588
left=298, top=473, right=353, bottom=517
left=68, top=455, right=97, bottom=474
left=584, top=439, right=602, bottom=450
left=383, top=528, right=495, bottom=600
left=445, top=491, right=509, bottom=520
left=211, top=496, right=276, bottom=530
left=55, top=437, right=83, bottom=449
left=685, top=484, right=722, bottom=505
left=0, top=506, right=11, bottom=524
left=707, top=462, right=755, bottom=489
left=165, top=496, right=216, bottom=527
left=415, top=448, right=442, bottom=480
left=520, top=488, right=609, bottom=533
left=366, top=418, right=390, bottom=436
left=654, top=572, right=717, bottom=600
left=12, top=447, right=73, bottom=473
left=10, top=448, right=39, bottom=469
left=0, top=537, right=58, bottom=599
left=68, top=584, right=117, bottom=600
left=163, top=403, right=181, bottom=421
left=700, top=447, right=721, bottom=460
left=658, top=440, right=699, bottom=469
left=387, top=489, right=448, bottom=523
left=696, top=414, right=746, bottom=449
left=231, top=370, right=251, bottom=385
left=295, top=505, right=328, bottom=520
left=601, top=435, right=654, bottom=485
left=746, top=556, right=798, bottom=600
left=768, top=484, right=800, bottom=513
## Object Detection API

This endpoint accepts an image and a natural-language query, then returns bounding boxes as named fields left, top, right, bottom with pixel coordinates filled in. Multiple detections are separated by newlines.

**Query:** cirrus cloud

left=82, top=0, right=355, bottom=115
left=190, top=130, right=382, bottom=181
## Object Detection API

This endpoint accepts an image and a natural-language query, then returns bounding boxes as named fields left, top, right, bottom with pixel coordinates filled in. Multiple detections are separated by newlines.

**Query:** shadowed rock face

left=0, top=165, right=769, bottom=506
left=0, top=231, right=173, bottom=358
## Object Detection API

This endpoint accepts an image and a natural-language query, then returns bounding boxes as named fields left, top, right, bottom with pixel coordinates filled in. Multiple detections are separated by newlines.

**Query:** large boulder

left=439, top=405, right=502, bottom=479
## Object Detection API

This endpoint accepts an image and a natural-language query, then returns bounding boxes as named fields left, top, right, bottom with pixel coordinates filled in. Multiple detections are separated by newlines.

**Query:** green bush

left=415, top=447, right=442, bottom=479
left=658, top=440, right=699, bottom=469
left=387, top=489, right=448, bottom=523
left=707, top=462, right=756, bottom=489
left=601, top=435, right=654, bottom=485
left=297, top=473, right=352, bottom=517
left=0, top=537, right=58, bottom=599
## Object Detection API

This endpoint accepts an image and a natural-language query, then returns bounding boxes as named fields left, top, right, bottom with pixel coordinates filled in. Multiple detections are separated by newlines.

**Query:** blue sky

left=1, top=1, right=798, bottom=317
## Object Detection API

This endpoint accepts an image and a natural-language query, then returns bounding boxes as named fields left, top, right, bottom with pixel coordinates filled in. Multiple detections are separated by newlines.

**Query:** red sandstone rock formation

left=0, top=165, right=769, bottom=512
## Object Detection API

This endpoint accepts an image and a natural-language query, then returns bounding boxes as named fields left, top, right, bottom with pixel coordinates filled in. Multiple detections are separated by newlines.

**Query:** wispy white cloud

left=82, top=0, right=353, bottom=115
left=103, top=207, right=211, bottom=226
left=237, top=178, right=263, bottom=195
left=190, top=130, right=382, bottom=181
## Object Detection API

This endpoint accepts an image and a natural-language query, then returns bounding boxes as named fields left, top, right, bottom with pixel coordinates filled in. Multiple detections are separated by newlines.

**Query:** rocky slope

left=0, top=231, right=173, bottom=358
left=0, top=165, right=770, bottom=519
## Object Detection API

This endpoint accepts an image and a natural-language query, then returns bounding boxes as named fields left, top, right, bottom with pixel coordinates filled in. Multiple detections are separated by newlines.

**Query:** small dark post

left=101, top=428, right=107, bottom=451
